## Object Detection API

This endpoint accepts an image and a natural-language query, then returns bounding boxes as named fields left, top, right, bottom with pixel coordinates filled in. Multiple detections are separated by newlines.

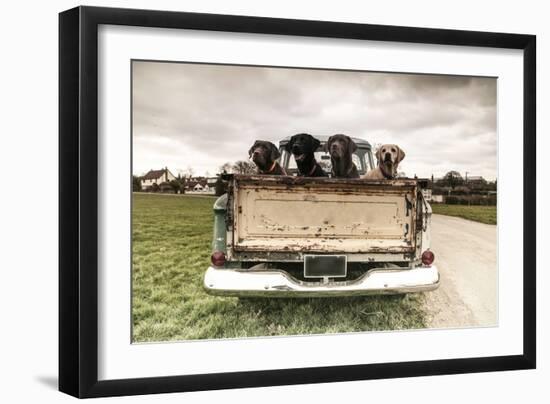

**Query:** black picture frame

left=59, top=5, right=536, bottom=398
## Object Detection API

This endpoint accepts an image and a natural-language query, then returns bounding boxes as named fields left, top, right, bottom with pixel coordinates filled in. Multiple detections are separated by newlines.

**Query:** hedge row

left=444, top=195, right=497, bottom=206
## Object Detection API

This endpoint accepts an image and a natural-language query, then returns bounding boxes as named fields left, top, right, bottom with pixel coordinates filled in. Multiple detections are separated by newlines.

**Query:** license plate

left=304, top=255, right=347, bottom=278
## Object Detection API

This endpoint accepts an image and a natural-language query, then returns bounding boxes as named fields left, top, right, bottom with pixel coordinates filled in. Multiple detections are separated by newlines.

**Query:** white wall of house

left=141, top=178, right=160, bottom=188
left=165, top=170, right=177, bottom=182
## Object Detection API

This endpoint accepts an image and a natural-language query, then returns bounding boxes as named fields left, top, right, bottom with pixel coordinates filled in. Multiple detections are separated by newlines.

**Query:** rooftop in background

left=141, top=169, right=168, bottom=180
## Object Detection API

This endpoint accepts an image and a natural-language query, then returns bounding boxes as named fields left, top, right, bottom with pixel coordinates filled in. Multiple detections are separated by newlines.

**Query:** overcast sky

left=132, top=61, right=497, bottom=180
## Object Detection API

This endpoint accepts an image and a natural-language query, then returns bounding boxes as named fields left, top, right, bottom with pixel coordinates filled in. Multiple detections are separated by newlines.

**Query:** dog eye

left=391, top=148, right=396, bottom=152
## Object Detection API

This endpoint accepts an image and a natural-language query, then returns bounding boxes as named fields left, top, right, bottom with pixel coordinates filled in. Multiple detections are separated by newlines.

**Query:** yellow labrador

left=363, top=144, right=405, bottom=180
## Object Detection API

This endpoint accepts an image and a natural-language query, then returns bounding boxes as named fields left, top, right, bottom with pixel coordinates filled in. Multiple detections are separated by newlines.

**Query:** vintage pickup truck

left=204, top=136, right=439, bottom=297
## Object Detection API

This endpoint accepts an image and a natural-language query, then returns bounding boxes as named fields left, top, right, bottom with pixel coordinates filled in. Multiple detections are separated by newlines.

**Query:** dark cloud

left=132, top=61, right=496, bottom=179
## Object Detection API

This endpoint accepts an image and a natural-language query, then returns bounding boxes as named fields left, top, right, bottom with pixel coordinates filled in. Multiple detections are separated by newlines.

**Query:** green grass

left=132, top=193, right=427, bottom=342
left=431, top=204, right=497, bottom=225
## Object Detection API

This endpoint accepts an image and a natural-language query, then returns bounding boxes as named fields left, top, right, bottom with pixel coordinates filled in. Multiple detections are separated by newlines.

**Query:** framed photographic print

left=59, top=6, right=536, bottom=398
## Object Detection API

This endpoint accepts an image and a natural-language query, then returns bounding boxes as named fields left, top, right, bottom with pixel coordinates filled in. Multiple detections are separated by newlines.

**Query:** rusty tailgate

left=230, top=176, right=418, bottom=254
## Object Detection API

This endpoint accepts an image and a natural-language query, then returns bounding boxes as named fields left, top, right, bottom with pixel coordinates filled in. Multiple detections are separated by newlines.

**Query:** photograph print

left=131, top=60, right=497, bottom=343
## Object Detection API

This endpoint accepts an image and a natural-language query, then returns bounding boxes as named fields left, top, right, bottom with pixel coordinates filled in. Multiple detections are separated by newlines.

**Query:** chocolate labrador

left=363, top=144, right=405, bottom=180
left=326, top=134, right=359, bottom=178
left=248, top=140, right=287, bottom=175
left=285, top=133, right=327, bottom=177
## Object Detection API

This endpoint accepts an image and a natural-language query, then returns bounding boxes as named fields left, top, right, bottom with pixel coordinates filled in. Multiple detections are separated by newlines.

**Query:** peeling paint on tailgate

left=231, top=176, right=417, bottom=254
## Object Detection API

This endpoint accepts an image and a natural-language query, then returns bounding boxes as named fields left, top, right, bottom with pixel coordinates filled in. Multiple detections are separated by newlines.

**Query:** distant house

left=183, top=177, right=217, bottom=193
left=184, top=180, right=201, bottom=191
left=141, top=167, right=177, bottom=190
left=466, top=176, right=486, bottom=185
left=465, top=176, right=488, bottom=191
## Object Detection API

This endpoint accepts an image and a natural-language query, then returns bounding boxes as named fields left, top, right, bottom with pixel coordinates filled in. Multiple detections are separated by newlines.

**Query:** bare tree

left=183, top=166, right=194, bottom=179
left=442, top=170, right=464, bottom=189
left=219, top=162, right=232, bottom=174
left=232, top=160, right=256, bottom=175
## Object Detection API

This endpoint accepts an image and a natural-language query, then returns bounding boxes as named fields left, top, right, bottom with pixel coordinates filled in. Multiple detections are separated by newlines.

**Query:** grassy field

left=431, top=204, right=497, bottom=225
left=132, top=193, right=427, bottom=343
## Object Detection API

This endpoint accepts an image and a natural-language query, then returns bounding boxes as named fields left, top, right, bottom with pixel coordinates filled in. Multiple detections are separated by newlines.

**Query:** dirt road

left=424, top=214, right=497, bottom=328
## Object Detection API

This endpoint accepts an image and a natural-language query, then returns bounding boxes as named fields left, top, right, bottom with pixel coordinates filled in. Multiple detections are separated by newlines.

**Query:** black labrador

left=285, top=133, right=327, bottom=177
left=326, top=134, right=359, bottom=178
left=248, top=140, right=287, bottom=175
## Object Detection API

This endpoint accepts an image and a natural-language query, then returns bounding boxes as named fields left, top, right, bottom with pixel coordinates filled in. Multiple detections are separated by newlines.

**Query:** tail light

left=421, top=250, right=435, bottom=266
left=211, top=251, right=226, bottom=267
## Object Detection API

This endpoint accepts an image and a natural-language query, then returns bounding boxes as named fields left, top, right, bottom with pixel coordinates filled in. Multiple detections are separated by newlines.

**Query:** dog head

left=326, top=134, right=357, bottom=160
left=248, top=140, right=280, bottom=171
left=285, top=133, right=321, bottom=163
left=375, top=144, right=405, bottom=177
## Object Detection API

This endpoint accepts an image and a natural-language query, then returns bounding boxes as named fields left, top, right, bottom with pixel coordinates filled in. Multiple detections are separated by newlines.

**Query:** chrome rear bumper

left=203, top=265, right=440, bottom=297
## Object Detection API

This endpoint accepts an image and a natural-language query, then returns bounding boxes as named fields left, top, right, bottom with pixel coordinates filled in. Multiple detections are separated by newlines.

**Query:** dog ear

left=248, top=141, right=259, bottom=158
left=284, top=136, right=294, bottom=152
left=375, top=147, right=382, bottom=162
left=311, top=136, right=321, bottom=151
left=248, top=140, right=258, bottom=158
left=396, top=145, right=406, bottom=163
left=269, top=142, right=281, bottom=161
left=325, top=136, right=334, bottom=152
left=347, top=136, right=357, bottom=154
